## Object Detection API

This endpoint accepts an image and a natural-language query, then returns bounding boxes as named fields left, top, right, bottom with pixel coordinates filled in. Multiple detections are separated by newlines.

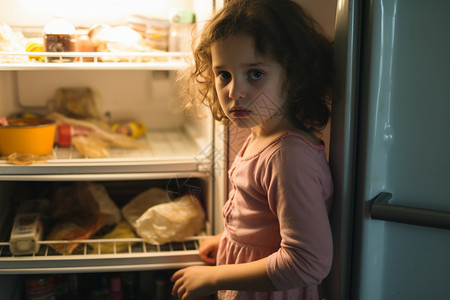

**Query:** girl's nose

left=228, top=77, right=247, bottom=100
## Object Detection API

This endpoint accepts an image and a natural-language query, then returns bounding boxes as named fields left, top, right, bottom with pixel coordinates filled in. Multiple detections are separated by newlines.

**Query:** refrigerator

left=1, top=0, right=450, bottom=299
left=328, top=0, right=450, bottom=299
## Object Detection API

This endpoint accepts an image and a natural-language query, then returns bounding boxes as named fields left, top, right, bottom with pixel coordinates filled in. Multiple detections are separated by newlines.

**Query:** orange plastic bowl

left=0, top=118, right=56, bottom=156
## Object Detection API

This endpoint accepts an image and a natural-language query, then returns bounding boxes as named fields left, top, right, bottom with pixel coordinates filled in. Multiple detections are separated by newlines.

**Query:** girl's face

left=211, top=34, right=287, bottom=131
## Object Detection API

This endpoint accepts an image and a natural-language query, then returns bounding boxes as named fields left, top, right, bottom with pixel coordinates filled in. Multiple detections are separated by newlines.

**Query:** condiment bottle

left=55, top=124, right=92, bottom=147
left=43, top=16, right=76, bottom=62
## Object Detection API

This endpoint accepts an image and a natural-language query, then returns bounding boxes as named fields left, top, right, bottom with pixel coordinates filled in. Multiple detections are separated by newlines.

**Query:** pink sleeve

left=264, top=144, right=333, bottom=290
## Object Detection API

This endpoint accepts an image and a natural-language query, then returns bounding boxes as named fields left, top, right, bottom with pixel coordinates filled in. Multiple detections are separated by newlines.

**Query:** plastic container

left=128, top=15, right=170, bottom=51
left=168, top=10, right=195, bottom=53
left=9, top=199, right=49, bottom=255
left=9, top=213, right=43, bottom=255
left=75, top=28, right=96, bottom=62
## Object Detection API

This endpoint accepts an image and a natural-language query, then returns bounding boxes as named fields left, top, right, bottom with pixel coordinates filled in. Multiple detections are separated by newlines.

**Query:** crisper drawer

left=0, top=178, right=213, bottom=274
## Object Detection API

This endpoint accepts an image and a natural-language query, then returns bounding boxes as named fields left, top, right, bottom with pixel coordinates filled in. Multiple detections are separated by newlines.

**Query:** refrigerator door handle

left=370, top=192, right=450, bottom=230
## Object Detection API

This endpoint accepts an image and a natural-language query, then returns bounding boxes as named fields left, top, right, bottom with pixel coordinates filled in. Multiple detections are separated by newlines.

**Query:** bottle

left=24, top=275, right=56, bottom=300
left=55, top=124, right=92, bottom=147
left=153, top=271, right=167, bottom=300
left=90, top=274, right=109, bottom=300
left=168, top=10, right=196, bottom=53
left=43, top=16, right=76, bottom=62
left=121, top=272, right=139, bottom=300
left=110, top=276, right=124, bottom=300
left=67, top=274, right=83, bottom=300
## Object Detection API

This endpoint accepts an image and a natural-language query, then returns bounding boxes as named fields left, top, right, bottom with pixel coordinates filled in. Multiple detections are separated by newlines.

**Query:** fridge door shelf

left=0, top=130, right=211, bottom=177
left=0, top=51, right=191, bottom=70
left=0, top=237, right=208, bottom=274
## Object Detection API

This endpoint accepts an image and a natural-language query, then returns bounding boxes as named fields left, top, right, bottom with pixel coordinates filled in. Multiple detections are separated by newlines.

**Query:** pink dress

left=217, top=132, right=333, bottom=300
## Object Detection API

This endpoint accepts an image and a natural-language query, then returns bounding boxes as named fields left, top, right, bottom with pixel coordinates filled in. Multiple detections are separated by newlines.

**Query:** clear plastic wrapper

left=122, top=188, right=205, bottom=245
left=121, top=187, right=170, bottom=230
left=46, top=182, right=122, bottom=254
left=46, top=213, right=107, bottom=255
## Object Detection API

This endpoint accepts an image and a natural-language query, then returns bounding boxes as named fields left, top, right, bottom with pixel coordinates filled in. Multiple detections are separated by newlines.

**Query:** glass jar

left=43, top=16, right=76, bottom=62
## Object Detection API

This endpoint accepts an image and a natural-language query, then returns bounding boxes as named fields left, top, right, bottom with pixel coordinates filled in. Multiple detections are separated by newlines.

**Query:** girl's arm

left=171, top=257, right=275, bottom=300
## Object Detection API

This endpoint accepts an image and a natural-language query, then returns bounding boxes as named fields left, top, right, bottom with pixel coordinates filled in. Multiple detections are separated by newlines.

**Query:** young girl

left=171, top=0, right=334, bottom=299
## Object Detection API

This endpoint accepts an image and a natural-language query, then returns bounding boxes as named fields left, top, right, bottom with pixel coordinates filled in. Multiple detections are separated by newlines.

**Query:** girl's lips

left=230, top=106, right=250, bottom=118
left=231, top=110, right=250, bottom=118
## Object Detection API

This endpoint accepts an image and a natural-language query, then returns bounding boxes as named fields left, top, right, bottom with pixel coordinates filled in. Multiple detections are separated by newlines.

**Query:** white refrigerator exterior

left=331, top=0, right=450, bottom=299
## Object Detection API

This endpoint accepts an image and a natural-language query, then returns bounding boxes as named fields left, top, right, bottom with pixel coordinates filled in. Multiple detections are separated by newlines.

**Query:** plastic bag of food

left=46, top=213, right=107, bottom=255
left=48, top=112, right=142, bottom=151
left=72, top=134, right=109, bottom=158
left=47, top=87, right=102, bottom=120
left=135, top=194, right=205, bottom=245
left=50, top=182, right=121, bottom=226
left=89, top=221, right=137, bottom=254
left=121, top=187, right=171, bottom=230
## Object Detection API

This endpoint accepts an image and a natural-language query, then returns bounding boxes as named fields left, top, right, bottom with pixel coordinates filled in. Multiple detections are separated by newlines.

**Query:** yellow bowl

left=0, top=118, right=56, bottom=156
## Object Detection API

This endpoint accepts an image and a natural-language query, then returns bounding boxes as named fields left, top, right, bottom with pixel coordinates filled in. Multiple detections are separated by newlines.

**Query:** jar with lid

left=43, top=16, right=76, bottom=62
left=168, top=10, right=195, bottom=53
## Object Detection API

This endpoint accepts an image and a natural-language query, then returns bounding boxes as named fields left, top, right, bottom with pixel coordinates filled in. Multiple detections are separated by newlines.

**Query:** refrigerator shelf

left=0, top=237, right=208, bottom=274
left=0, top=130, right=211, bottom=177
left=0, top=51, right=191, bottom=70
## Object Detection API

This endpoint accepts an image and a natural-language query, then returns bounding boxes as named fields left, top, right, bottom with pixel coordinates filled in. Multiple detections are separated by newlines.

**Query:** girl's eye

left=249, top=70, right=264, bottom=80
left=217, top=71, right=231, bottom=81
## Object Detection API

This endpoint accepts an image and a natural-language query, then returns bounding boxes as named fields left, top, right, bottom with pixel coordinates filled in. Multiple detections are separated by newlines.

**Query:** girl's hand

left=198, top=233, right=222, bottom=265
left=171, top=266, right=217, bottom=300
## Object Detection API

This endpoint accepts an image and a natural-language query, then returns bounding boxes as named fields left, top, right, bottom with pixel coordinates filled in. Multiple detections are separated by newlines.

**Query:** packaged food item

left=6, top=153, right=54, bottom=166
left=89, top=221, right=137, bottom=254
left=121, top=187, right=171, bottom=231
left=24, top=275, right=55, bottom=300
left=47, top=112, right=141, bottom=158
left=43, top=16, right=76, bottom=62
left=45, top=182, right=121, bottom=254
left=10, top=213, right=43, bottom=255
left=112, top=121, right=146, bottom=139
left=46, top=213, right=107, bottom=255
left=72, top=135, right=109, bottom=158
left=75, top=28, right=96, bottom=62
left=47, top=87, right=102, bottom=120
left=0, top=23, right=28, bottom=62
left=55, top=124, right=93, bottom=147
left=168, top=10, right=196, bottom=53
left=50, top=182, right=121, bottom=226
left=128, top=15, right=170, bottom=51
left=109, top=276, right=124, bottom=300
left=135, top=194, right=205, bottom=245
left=87, top=23, right=166, bottom=62
left=9, top=199, right=49, bottom=255
left=25, top=38, right=44, bottom=62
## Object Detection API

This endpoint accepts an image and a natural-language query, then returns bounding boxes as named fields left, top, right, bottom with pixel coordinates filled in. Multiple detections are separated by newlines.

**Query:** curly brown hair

left=181, top=0, right=334, bottom=134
